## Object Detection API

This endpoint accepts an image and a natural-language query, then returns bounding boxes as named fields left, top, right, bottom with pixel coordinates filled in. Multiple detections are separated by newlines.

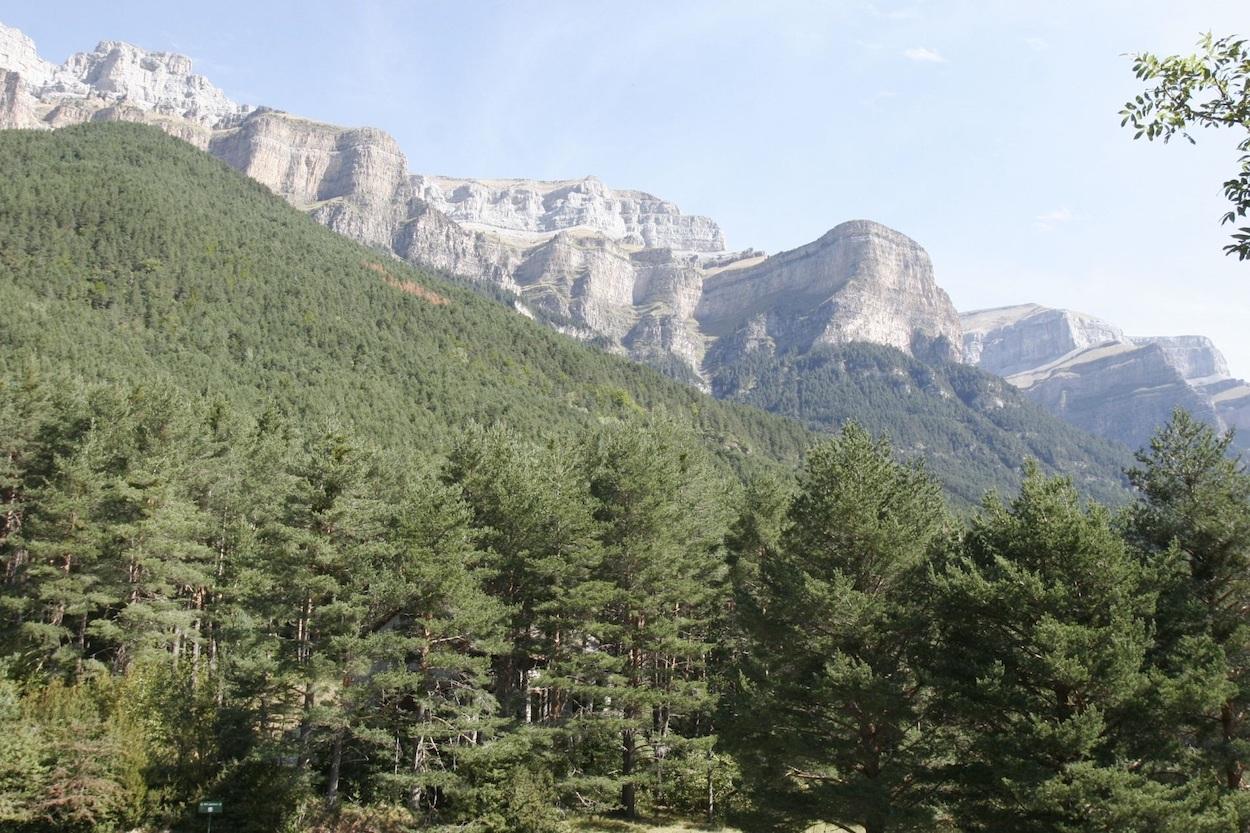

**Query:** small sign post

left=198, top=800, right=223, bottom=833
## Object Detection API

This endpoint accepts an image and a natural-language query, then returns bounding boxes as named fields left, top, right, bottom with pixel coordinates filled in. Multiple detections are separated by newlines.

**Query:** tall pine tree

left=728, top=424, right=948, bottom=833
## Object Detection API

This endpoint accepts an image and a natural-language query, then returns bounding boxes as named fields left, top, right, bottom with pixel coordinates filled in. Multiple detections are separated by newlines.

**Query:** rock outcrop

left=962, top=304, right=1249, bottom=451
left=414, top=175, right=726, bottom=252
left=1135, top=336, right=1250, bottom=440
left=1135, top=335, right=1231, bottom=382
left=961, top=304, right=1124, bottom=375
left=698, top=221, right=962, bottom=363
left=0, top=23, right=250, bottom=128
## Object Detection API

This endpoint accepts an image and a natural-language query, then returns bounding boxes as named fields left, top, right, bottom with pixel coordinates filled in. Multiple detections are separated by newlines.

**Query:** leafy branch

left=1121, top=33, right=1250, bottom=260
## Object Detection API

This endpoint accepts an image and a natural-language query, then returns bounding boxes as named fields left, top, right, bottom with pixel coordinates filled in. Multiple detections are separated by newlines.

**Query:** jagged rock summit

left=0, top=22, right=250, bottom=129
left=961, top=304, right=1250, bottom=450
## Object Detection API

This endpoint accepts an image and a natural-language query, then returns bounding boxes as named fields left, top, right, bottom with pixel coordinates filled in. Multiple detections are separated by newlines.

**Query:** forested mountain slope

left=0, top=123, right=1130, bottom=504
left=0, top=123, right=810, bottom=470
left=710, top=343, right=1134, bottom=506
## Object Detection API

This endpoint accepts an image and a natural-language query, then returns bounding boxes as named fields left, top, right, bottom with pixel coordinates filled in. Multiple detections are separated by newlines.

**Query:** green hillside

left=0, top=123, right=1128, bottom=504
left=0, top=123, right=808, bottom=470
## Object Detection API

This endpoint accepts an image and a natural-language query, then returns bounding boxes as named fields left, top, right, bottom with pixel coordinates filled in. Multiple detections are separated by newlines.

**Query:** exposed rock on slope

left=961, top=304, right=1125, bottom=376
left=962, top=304, right=1249, bottom=451
left=1136, top=336, right=1250, bottom=439
left=0, top=23, right=250, bottom=128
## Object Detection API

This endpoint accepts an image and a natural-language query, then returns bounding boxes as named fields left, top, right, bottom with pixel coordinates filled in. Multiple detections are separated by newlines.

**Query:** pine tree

left=0, top=672, right=46, bottom=824
left=1127, top=410, right=1250, bottom=829
left=342, top=471, right=503, bottom=818
left=576, top=416, right=733, bottom=818
left=249, top=429, right=394, bottom=780
left=727, top=424, right=948, bottom=833
left=444, top=425, right=602, bottom=726
left=929, top=468, right=1217, bottom=832
left=19, top=420, right=117, bottom=674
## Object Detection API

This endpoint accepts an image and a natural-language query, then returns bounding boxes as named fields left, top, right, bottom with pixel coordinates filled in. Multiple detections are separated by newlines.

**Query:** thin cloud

left=1035, top=208, right=1074, bottom=231
left=869, top=3, right=922, bottom=21
left=1025, top=36, right=1048, bottom=52
left=903, top=47, right=946, bottom=63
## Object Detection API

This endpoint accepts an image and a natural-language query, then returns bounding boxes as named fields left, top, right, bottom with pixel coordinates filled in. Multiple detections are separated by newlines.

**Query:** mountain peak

left=0, top=19, right=250, bottom=128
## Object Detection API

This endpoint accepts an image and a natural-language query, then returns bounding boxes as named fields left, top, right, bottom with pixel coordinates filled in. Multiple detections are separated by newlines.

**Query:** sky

left=5, top=0, right=1250, bottom=375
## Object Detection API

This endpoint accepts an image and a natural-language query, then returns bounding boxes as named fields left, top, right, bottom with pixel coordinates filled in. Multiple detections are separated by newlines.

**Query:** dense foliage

left=0, top=123, right=811, bottom=475
left=2, top=381, right=1246, bottom=832
left=0, top=375, right=746, bottom=831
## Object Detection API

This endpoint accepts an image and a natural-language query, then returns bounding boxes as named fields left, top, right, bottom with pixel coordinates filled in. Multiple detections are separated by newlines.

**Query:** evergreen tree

left=727, top=424, right=948, bottom=833
left=1127, top=410, right=1250, bottom=829
left=575, top=416, right=733, bottom=818
left=335, top=471, right=504, bottom=819
left=444, top=425, right=602, bottom=726
left=929, top=469, right=1219, bottom=832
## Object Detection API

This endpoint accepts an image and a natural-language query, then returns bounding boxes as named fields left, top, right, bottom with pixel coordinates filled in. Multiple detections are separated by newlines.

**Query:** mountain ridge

left=0, top=20, right=963, bottom=384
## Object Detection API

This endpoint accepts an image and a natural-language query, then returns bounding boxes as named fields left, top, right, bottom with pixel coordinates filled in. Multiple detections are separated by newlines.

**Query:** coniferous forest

left=3, top=125, right=1250, bottom=832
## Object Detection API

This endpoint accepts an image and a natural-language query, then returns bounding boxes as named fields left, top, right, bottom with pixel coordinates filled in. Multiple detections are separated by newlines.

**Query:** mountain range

left=0, top=20, right=1242, bottom=492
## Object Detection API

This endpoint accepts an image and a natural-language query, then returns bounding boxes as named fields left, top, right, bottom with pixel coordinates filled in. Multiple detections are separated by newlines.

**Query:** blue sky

left=6, top=1, right=1250, bottom=375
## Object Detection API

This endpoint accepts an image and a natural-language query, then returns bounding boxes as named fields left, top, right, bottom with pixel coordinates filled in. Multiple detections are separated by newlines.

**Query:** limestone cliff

left=1134, top=335, right=1231, bottom=382
left=961, top=304, right=1124, bottom=376
left=697, top=221, right=962, bottom=363
left=414, top=175, right=726, bottom=252
left=962, top=304, right=1249, bottom=451
left=1135, top=335, right=1250, bottom=441
left=0, top=23, right=250, bottom=128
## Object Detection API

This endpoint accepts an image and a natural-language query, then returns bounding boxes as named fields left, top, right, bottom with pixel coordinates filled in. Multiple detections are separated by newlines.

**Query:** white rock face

left=961, top=303, right=1250, bottom=451
left=414, top=175, right=726, bottom=252
left=0, top=69, right=42, bottom=129
left=210, top=113, right=406, bottom=210
left=697, top=220, right=963, bottom=361
left=1134, top=335, right=1231, bottom=383
left=0, top=22, right=250, bottom=128
left=0, top=24, right=55, bottom=87
left=960, top=304, right=1124, bottom=376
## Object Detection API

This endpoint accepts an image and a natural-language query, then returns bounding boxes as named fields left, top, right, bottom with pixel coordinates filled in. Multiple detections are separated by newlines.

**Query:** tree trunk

left=621, top=727, right=637, bottom=818
left=326, top=728, right=344, bottom=804
left=705, top=749, right=715, bottom=825
left=297, top=683, right=315, bottom=768
left=1223, top=701, right=1243, bottom=790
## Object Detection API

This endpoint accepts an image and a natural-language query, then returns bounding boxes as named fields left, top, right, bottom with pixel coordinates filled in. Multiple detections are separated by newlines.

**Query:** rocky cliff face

left=1136, top=336, right=1250, bottom=441
left=961, top=304, right=1124, bottom=375
left=0, top=22, right=967, bottom=385
left=1134, top=335, right=1231, bottom=382
left=962, top=304, right=1249, bottom=451
left=414, top=175, right=726, bottom=252
left=0, top=23, right=250, bottom=128
left=698, top=221, right=962, bottom=363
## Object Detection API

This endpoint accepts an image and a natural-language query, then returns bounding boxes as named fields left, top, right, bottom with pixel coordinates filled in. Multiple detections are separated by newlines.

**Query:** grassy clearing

left=569, top=819, right=843, bottom=833
left=570, top=821, right=734, bottom=833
